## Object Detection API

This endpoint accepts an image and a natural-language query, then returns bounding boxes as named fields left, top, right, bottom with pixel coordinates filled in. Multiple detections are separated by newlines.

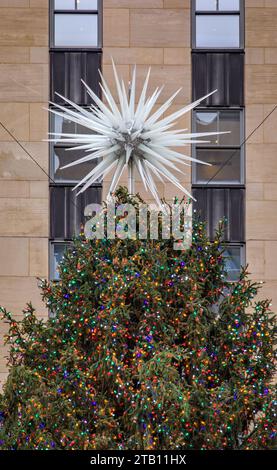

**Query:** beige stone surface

left=245, top=48, right=265, bottom=65
left=264, top=242, right=277, bottom=280
left=0, top=238, right=29, bottom=276
left=0, top=8, right=48, bottom=47
left=29, top=181, right=49, bottom=199
left=0, top=198, right=48, bottom=237
left=30, top=47, right=48, bottom=64
left=104, top=9, right=129, bottom=47
left=166, top=106, right=191, bottom=132
left=265, top=48, right=277, bottom=64
left=29, top=103, right=48, bottom=141
left=0, top=142, right=48, bottom=181
left=247, top=144, right=277, bottom=183
left=245, top=104, right=264, bottom=143
left=254, top=281, right=277, bottom=307
left=247, top=241, right=265, bottom=277
left=247, top=201, right=277, bottom=240
left=105, top=0, right=163, bottom=6
left=164, top=182, right=191, bottom=202
left=164, top=48, right=191, bottom=65
left=264, top=183, right=277, bottom=201
left=246, top=183, right=264, bottom=201
left=164, top=0, right=190, bottom=7
left=103, top=47, right=163, bottom=65
left=0, top=103, right=29, bottom=141
left=245, top=1, right=265, bottom=9
left=102, top=64, right=130, bottom=98
left=246, top=8, right=277, bottom=48
left=0, top=64, right=48, bottom=102
left=264, top=0, right=277, bottom=6
left=29, top=238, right=48, bottom=278
left=0, top=0, right=29, bottom=6
left=136, top=65, right=191, bottom=104
left=0, top=276, right=47, bottom=315
left=245, top=65, right=277, bottom=104
left=0, top=0, right=49, bottom=377
left=0, top=46, right=29, bottom=64
left=263, top=104, right=277, bottom=143
left=0, top=181, right=29, bottom=198
left=29, top=0, right=48, bottom=7
left=130, top=9, right=189, bottom=48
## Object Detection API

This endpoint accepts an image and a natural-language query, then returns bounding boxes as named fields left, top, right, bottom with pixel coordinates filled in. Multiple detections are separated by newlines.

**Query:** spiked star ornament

left=48, top=62, right=227, bottom=207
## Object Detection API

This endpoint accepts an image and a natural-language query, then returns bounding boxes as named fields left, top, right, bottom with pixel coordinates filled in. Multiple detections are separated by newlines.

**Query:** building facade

left=0, top=0, right=277, bottom=387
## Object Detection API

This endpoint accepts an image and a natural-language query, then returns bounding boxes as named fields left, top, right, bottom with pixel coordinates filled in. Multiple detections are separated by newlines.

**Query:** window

left=192, top=188, right=245, bottom=242
left=49, top=1, right=103, bottom=300
left=192, top=109, right=244, bottom=184
left=193, top=0, right=244, bottom=49
left=50, top=52, right=102, bottom=104
left=50, top=112, right=98, bottom=183
left=55, top=0, right=98, bottom=9
left=51, top=0, right=102, bottom=48
left=192, top=53, right=244, bottom=106
left=222, top=244, right=245, bottom=281
left=50, top=242, right=72, bottom=281
left=50, top=186, right=102, bottom=239
left=196, top=0, right=240, bottom=11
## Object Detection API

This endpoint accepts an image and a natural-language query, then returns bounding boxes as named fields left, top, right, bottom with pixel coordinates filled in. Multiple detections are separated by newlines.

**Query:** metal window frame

left=49, top=0, right=103, bottom=50
left=191, top=0, right=245, bottom=51
left=191, top=107, right=245, bottom=186
left=222, top=242, right=246, bottom=282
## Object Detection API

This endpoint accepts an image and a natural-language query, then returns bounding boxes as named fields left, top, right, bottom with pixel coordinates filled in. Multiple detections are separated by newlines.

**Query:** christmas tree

left=0, top=188, right=276, bottom=450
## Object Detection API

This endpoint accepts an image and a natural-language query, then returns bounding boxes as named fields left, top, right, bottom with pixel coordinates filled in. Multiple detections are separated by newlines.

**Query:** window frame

left=191, top=107, right=245, bottom=186
left=50, top=0, right=103, bottom=50
left=49, top=107, right=101, bottom=184
left=222, top=242, right=245, bottom=282
left=49, top=240, right=73, bottom=281
left=191, top=0, right=245, bottom=51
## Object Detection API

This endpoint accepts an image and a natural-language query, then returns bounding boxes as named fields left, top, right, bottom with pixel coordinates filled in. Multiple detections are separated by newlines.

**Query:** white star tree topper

left=48, top=62, right=227, bottom=208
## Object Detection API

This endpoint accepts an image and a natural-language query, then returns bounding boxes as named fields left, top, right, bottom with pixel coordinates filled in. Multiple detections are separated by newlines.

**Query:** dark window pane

left=196, top=15, right=240, bottom=48
left=50, top=52, right=101, bottom=105
left=195, top=110, right=241, bottom=146
left=223, top=245, right=242, bottom=281
left=54, top=14, right=98, bottom=47
left=53, top=147, right=98, bottom=183
left=192, top=53, right=244, bottom=106
left=51, top=243, right=71, bottom=280
left=192, top=188, right=245, bottom=242
left=196, top=0, right=240, bottom=10
left=195, top=148, right=241, bottom=183
left=55, top=0, right=75, bottom=8
left=50, top=186, right=102, bottom=239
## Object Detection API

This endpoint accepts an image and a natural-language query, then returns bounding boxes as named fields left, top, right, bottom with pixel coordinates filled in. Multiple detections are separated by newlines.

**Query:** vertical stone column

left=0, top=0, right=49, bottom=388
left=245, top=0, right=277, bottom=308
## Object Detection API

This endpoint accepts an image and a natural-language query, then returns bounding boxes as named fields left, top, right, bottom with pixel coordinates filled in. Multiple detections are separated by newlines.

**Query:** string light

left=0, top=189, right=276, bottom=450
